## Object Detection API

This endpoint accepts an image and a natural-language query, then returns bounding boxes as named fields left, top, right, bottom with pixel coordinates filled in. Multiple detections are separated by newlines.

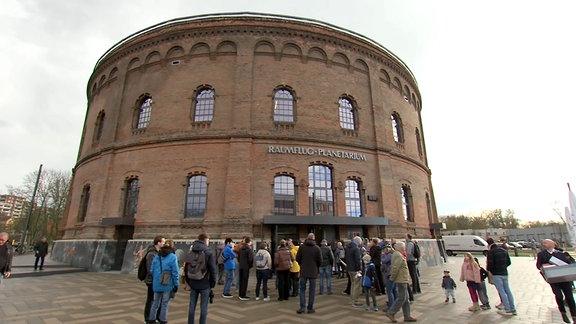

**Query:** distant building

left=0, top=194, right=27, bottom=219
left=442, top=226, right=571, bottom=246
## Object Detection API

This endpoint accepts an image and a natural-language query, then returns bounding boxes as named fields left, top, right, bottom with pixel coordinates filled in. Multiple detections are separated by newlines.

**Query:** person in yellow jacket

left=385, top=242, right=417, bottom=323
left=288, top=239, right=300, bottom=297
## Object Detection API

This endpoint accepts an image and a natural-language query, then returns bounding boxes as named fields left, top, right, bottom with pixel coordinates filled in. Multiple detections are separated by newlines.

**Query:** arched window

left=194, top=88, right=214, bottom=122
left=391, top=112, right=404, bottom=143
left=401, top=184, right=414, bottom=222
left=273, top=88, right=294, bottom=122
left=123, top=178, right=139, bottom=218
left=345, top=179, right=362, bottom=217
left=308, top=164, right=333, bottom=216
left=78, top=184, right=90, bottom=222
left=93, top=110, right=105, bottom=142
left=339, top=97, right=356, bottom=130
left=136, top=97, right=152, bottom=129
left=415, top=128, right=423, bottom=157
left=186, top=174, right=207, bottom=218
left=274, top=175, right=295, bottom=216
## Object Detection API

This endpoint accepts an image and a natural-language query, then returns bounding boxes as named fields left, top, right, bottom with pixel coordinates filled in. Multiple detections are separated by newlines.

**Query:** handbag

left=159, top=256, right=172, bottom=286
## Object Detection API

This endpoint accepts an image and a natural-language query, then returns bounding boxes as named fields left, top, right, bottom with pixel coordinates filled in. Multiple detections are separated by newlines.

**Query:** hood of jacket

left=192, top=240, right=209, bottom=253
left=304, top=239, right=316, bottom=246
left=158, top=245, right=175, bottom=257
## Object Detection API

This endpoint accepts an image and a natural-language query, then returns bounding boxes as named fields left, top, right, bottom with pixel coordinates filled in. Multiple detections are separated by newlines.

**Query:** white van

left=443, top=235, right=489, bottom=256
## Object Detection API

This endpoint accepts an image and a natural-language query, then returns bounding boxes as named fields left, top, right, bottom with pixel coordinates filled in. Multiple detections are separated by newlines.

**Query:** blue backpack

left=363, top=263, right=375, bottom=287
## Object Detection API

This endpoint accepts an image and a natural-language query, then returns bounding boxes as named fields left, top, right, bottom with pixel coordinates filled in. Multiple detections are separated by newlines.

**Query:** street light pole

left=21, top=164, right=42, bottom=248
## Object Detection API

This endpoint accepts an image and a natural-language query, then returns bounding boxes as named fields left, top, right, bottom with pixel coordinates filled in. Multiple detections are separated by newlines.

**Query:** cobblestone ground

left=0, top=254, right=567, bottom=323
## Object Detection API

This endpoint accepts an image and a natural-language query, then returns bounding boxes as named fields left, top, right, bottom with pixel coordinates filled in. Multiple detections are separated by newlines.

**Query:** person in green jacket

left=385, top=241, right=417, bottom=323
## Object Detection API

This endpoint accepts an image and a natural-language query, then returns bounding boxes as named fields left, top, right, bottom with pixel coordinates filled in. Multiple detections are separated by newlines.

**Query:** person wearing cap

left=295, top=233, right=322, bottom=314
left=486, top=237, right=517, bottom=316
left=318, top=239, right=334, bottom=295
left=441, top=270, right=456, bottom=303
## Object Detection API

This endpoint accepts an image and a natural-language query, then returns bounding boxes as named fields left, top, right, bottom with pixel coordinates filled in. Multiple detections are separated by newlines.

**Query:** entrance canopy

left=262, top=215, right=388, bottom=226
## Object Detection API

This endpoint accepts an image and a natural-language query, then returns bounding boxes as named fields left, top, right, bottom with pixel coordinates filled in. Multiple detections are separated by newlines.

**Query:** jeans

left=387, top=282, right=411, bottom=319
left=188, top=288, right=210, bottom=324
left=223, top=269, right=234, bottom=295
left=255, top=269, right=270, bottom=298
left=444, top=288, right=455, bottom=299
left=144, top=284, right=160, bottom=321
left=492, top=275, right=516, bottom=312
left=477, top=281, right=489, bottom=306
left=319, top=265, right=332, bottom=294
left=299, top=277, right=316, bottom=311
left=386, top=277, right=397, bottom=307
left=149, top=290, right=171, bottom=322
left=364, top=286, right=377, bottom=307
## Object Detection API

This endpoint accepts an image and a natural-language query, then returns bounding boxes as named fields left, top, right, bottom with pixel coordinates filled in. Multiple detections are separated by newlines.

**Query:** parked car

left=443, top=235, right=489, bottom=256
left=508, top=242, right=523, bottom=249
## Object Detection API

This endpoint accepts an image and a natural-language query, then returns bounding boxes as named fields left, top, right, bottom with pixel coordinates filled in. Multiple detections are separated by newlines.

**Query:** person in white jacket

left=254, top=242, right=272, bottom=301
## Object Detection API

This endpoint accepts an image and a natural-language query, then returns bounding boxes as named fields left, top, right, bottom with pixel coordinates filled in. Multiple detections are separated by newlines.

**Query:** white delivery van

left=442, top=235, right=489, bottom=256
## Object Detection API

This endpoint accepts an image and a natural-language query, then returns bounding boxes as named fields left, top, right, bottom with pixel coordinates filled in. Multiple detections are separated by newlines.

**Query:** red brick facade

left=61, top=13, right=438, bottom=244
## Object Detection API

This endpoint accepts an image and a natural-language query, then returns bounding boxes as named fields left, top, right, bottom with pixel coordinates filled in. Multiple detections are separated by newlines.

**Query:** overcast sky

left=2, top=0, right=575, bottom=222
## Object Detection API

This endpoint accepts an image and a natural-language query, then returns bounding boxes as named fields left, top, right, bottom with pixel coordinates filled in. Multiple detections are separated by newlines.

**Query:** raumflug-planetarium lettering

left=268, top=145, right=367, bottom=161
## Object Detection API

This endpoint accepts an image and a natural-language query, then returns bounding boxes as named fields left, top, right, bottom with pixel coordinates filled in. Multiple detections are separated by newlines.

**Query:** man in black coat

left=185, top=233, right=217, bottom=324
left=0, top=232, right=13, bottom=284
left=345, top=236, right=363, bottom=307
left=369, top=238, right=385, bottom=295
left=486, top=237, right=517, bottom=316
left=33, top=236, right=49, bottom=271
left=537, top=239, right=576, bottom=323
left=237, top=237, right=254, bottom=300
left=295, top=233, right=322, bottom=314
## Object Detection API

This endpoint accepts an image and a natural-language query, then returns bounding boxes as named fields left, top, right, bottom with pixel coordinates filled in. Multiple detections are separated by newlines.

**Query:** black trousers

left=290, top=272, right=300, bottom=296
left=277, top=270, right=291, bottom=300
left=239, top=268, right=250, bottom=298
left=551, top=281, right=576, bottom=316
left=407, top=260, right=421, bottom=293
left=374, top=264, right=385, bottom=294
left=34, top=255, right=46, bottom=270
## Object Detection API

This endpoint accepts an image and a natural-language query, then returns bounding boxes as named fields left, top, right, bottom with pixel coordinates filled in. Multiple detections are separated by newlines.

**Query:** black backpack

left=137, top=251, right=149, bottom=281
left=186, top=250, right=207, bottom=280
left=412, top=243, right=421, bottom=259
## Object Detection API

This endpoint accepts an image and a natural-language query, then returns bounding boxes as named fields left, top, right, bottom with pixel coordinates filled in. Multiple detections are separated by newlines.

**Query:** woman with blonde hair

left=459, top=252, right=481, bottom=311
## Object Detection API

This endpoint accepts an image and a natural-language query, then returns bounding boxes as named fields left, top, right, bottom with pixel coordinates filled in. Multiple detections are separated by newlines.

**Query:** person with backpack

left=140, top=235, right=165, bottom=324
left=184, top=233, right=216, bottom=324
left=149, top=239, right=179, bottom=324
left=405, top=234, right=421, bottom=294
left=237, top=237, right=254, bottom=300
left=362, top=254, right=379, bottom=312
left=254, top=242, right=272, bottom=301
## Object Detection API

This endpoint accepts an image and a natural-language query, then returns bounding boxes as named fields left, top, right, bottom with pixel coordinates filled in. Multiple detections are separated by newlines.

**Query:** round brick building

left=56, top=13, right=439, bottom=271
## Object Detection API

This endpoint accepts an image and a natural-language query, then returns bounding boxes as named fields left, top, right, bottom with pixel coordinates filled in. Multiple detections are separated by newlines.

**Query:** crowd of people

left=1, top=230, right=575, bottom=323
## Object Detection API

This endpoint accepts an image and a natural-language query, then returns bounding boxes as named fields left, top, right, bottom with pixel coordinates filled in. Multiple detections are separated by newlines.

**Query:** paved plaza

left=0, top=253, right=567, bottom=323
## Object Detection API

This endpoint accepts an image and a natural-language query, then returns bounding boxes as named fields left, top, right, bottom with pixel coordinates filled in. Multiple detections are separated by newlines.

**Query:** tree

left=7, top=169, right=71, bottom=244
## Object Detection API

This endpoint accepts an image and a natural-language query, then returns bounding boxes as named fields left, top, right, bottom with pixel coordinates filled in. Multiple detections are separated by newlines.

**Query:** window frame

left=273, top=174, right=296, bottom=216
left=135, top=96, right=152, bottom=129
left=308, top=164, right=334, bottom=217
left=338, top=97, right=356, bottom=130
left=273, top=87, right=295, bottom=123
left=391, top=112, right=404, bottom=144
left=193, top=87, right=215, bottom=122
left=123, top=178, right=139, bottom=218
left=401, top=184, right=414, bottom=222
left=344, top=179, right=363, bottom=217
left=185, top=174, right=208, bottom=218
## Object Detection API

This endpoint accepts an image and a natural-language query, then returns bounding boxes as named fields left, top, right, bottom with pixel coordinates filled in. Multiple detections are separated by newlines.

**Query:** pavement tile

left=0, top=253, right=570, bottom=323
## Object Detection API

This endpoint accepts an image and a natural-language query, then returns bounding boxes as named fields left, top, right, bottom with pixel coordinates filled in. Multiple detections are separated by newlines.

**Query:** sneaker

left=238, top=296, right=250, bottom=301
left=365, top=306, right=371, bottom=311
left=374, top=306, right=379, bottom=312
left=222, top=293, right=233, bottom=298
left=507, top=310, right=517, bottom=316
left=495, top=303, right=504, bottom=310
left=384, top=313, right=397, bottom=323
left=296, top=309, right=305, bottom=314
left=497, top=310, right=513, bottom=316
left=452, top=298, right=456, bottom=303
left=307, top=309, right=315, bottom=314
left=404, top=317, right=417, bottom=322
left=263, top=296, right=270, bottom=301
left=255, top=296, right=260, bottom=301
left=444, top=298, right=449, bottom=303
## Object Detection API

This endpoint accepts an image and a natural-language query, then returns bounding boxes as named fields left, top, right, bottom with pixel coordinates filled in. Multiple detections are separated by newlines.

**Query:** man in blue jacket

left=185, top=233, right=216, bottom=324
left=221, top=238, right=236, bottom=298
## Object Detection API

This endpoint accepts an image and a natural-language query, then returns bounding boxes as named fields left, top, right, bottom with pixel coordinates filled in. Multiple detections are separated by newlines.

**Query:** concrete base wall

left=54, top=238, right=445, bottom=273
